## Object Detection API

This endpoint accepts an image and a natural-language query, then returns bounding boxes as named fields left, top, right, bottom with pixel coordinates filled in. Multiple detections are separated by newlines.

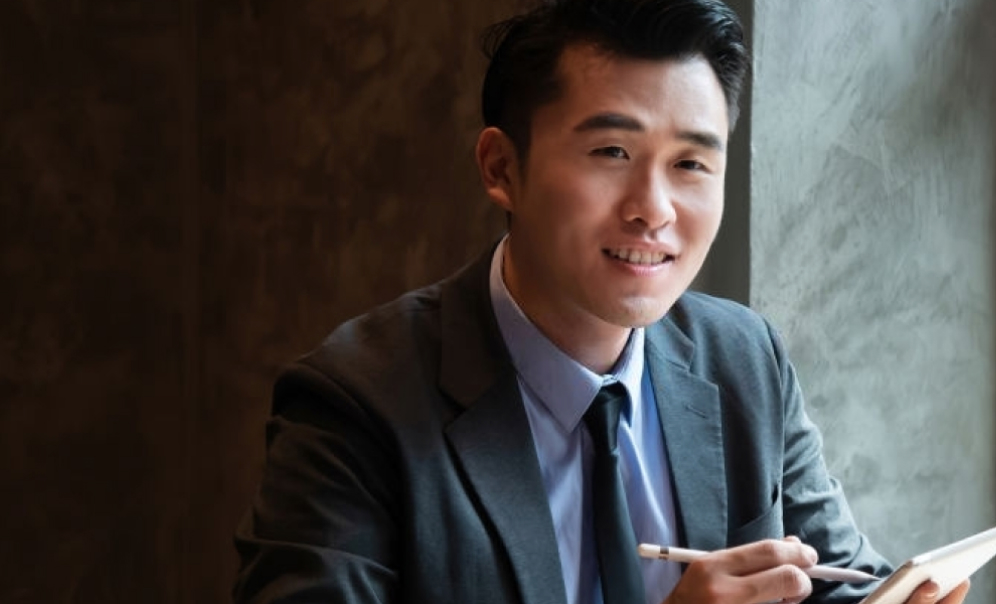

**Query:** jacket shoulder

left=302, top=281, right=446, bottom=390
left=669, top=291, right=777, bottom=344
left=662, top=291, right=789, bottom=378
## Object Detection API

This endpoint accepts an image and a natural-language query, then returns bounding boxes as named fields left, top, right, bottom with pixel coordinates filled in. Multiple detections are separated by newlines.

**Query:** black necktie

left=583, top=382, right=646, bottom=604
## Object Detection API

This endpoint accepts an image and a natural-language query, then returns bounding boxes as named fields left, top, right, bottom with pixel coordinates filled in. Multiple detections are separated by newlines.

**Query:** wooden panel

left=1, top=0, right=510, bottom=601
left=193, top=1, right=510, bottom=593
left=0, top=1, right=190, bottom=602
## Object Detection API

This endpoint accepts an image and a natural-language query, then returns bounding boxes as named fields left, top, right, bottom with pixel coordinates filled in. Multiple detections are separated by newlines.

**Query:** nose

left=621, top=170, right=677, bottom=231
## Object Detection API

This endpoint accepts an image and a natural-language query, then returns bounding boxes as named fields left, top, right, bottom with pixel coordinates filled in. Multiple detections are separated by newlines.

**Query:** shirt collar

left=488, top=236, right=646, bottom=432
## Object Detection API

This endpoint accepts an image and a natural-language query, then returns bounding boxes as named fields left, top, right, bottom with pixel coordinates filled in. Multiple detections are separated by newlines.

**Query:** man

left=233, top=1, right=971, bottom=603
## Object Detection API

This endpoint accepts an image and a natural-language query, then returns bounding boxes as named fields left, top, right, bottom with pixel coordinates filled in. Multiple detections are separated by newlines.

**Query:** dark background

left=0, top=1, right=511, bottom=601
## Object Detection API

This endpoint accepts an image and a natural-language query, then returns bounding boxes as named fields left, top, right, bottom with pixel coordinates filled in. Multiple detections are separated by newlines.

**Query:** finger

left=781, top=535, right=818, bottom=565
left=671, top=560, right=812, bottom=604
left=906, top=581, right=941, bottom=604
left=937, top=580, right=971, bottom=604
left=905, top=579, right=971, bottom=604
left=727, top=563, right=813, bottom=604
left=714, top=539, right=819, bottom=576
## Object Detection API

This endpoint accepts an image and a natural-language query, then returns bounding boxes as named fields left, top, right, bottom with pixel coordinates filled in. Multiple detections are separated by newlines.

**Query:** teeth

left=610, top=248, right=670, bottom=265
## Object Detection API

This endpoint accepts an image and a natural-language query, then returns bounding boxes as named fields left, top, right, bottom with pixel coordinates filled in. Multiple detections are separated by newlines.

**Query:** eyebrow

left=572, top=112, right=726, bottom=152
left=574, top=112, right=645, bottom=133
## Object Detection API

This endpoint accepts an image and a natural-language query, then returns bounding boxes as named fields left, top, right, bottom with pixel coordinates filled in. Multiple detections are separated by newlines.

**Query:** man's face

left=484, top=44, right=729, bottom=352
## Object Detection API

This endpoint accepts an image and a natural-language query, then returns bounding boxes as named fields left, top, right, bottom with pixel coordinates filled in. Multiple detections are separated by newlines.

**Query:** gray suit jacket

left=233, top=246, right=891, bottom=604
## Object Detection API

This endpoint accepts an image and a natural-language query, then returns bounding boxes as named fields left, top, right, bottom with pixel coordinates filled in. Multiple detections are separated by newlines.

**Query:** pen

left=637, top=544, right=881, bottom=584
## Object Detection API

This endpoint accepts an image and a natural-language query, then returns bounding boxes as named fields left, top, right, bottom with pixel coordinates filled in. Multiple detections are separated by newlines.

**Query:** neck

left=502, top=245, right=631, bottom=375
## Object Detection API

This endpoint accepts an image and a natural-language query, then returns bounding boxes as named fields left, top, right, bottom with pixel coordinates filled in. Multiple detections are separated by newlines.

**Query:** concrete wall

left=750, top=1, right=996, bottom=602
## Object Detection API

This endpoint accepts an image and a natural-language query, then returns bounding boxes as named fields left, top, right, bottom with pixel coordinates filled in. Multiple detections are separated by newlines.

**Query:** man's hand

left=905, top=579, right=970, bottom=604
left=659, top=536, right=974, bottom=604
left=662, top=537, right=817, bottom=604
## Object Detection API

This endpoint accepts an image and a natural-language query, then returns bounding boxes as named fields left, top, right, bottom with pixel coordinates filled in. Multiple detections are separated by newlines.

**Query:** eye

left=675, top=159, right=706, bottom=171
left=591, top=146, right=630, bottom=160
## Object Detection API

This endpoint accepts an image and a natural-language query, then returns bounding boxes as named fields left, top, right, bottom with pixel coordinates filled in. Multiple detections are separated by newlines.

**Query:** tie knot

left=583, top=382, right=628, bottom=454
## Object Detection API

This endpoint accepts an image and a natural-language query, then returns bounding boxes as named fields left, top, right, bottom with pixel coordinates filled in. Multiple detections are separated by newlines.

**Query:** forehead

left=535, top=43, right=729, bottom=135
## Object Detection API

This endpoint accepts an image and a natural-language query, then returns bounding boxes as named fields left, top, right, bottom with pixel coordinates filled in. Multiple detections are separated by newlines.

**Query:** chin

left=603, top=296, right=675, bottom=328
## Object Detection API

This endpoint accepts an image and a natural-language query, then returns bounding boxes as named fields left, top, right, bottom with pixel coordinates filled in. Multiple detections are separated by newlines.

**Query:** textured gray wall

left=751, top=1, right=996, bottom=603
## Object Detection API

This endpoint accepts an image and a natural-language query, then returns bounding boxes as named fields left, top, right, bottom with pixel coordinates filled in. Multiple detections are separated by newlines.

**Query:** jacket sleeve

left=769, top=320, right=894, bottom=604
left=232, top=361, right=401, bottom=604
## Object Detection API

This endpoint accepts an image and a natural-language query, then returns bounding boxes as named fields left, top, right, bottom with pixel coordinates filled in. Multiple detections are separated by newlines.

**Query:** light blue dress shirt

left=488, top=238, right=682, bottom=604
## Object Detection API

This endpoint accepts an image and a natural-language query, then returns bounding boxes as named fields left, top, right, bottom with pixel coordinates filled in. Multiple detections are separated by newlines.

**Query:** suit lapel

left=445, top=378, right=567, bottom=604
left=646, top=320, right=728, bottom=552
left=434, top=247, right=731, bottom=597
left=439, top=248, right=567, bottom=604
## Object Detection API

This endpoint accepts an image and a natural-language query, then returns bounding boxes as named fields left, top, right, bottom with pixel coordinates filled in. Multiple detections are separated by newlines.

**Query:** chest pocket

left=728, top=483, right=784, bottom=546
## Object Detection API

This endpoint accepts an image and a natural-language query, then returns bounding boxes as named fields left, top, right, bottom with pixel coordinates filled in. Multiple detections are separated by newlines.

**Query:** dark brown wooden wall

left=0, top=1, right=508, bottom=601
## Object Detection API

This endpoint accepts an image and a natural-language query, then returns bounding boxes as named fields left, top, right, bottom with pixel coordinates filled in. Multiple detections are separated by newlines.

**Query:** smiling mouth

left=605, top=248, right=675, bottom=266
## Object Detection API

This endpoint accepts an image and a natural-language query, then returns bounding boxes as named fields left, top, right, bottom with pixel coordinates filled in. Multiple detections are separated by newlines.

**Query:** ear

left=475, top=127, right=521, bottom=213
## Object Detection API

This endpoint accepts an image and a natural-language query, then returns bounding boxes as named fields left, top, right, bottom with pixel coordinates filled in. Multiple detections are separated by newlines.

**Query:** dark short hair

left=481, top=0, right=749, bottom=156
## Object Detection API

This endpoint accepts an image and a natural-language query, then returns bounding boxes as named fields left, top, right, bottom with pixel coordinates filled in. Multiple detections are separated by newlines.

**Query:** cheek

left=678, top=200, right=723, bottom=249
left=525, top=177, right=609, bottom=226
left=686, top=186, right=724, bottom=229
left=703, top=202, right=724, bottom=234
